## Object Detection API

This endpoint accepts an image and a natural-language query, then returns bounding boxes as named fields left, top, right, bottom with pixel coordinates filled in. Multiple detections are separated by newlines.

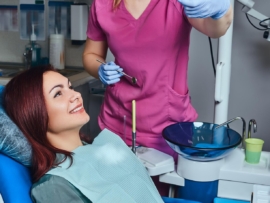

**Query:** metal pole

left=214, top=0, right=235, bottom=124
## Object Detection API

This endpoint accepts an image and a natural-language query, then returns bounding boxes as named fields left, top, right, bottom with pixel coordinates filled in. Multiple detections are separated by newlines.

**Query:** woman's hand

left=98, top=62, right=123, bottom=85
left=178, top=0, right=231, bottom=19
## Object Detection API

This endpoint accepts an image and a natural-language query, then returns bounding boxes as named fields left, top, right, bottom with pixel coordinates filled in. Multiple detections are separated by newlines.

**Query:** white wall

left=0, top=0, right=86, bottom=67
left=0, top=0, right=270, bottom=150
left=188, top=1, right=270, bottom=151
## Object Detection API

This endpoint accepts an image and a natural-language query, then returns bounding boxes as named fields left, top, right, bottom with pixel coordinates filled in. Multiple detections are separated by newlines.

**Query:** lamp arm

left=236, top=0, right=269, bottom=25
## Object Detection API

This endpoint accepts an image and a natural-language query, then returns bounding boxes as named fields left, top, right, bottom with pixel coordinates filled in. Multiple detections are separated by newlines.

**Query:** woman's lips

left=70, top=104, right=84, bottom=114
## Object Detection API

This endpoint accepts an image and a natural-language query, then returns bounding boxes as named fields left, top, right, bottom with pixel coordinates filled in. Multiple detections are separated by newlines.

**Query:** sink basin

left=162, top=122, right=242, bottom=162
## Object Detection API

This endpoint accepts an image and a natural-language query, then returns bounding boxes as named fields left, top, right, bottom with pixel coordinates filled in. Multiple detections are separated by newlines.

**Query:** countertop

left=65, top=71, right=95, bottom=87
left=0, top=67, right=95, bottom=87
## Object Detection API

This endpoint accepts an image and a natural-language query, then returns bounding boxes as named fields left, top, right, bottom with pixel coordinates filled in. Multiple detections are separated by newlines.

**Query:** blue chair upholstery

left=162, top=197, right=202, bottom=203
left=0, top=153, right=204, bottom=203
left=214, top=198, right=249, bottom=203
left=0, top=153, right=32, bottom=203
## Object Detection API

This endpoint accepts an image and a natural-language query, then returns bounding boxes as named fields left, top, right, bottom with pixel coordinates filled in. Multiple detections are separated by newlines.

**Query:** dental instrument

left=123, top=115, right=126, bottom=143
left=132, top=100, right=136, bottom=153
left=215, top=116, right=246, bottom=147
left=96, top=59, right=137, bottom=84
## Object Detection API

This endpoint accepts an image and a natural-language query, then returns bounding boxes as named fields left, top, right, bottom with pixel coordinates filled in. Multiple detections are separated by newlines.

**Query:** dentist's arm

left=83, top=38, right=123, bottom=85
left=83, top=39, right=108, bottom=79
left=178, top=0, right=233, bottom=38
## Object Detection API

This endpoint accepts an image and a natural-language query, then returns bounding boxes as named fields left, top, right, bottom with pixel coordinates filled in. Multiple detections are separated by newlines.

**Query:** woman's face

left=43, top=71, right=90, bottom=134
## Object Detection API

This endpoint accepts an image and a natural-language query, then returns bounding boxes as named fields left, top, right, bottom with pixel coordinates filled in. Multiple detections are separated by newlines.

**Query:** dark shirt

left=31, top=174, right=92, bottom=203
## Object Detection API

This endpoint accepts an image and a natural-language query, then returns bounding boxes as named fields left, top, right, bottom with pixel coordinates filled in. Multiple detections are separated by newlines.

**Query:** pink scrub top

left=87, top=0, right=198, bottom=158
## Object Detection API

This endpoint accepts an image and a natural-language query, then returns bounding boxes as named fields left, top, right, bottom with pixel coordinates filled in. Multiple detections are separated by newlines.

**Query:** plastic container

left=25, top=42, right=41, bottom=67
left=25, top=24, right=41, bottom=67
left=49, top=34, right=65, bottom=69
left=245, top=138, right=264, bottom=164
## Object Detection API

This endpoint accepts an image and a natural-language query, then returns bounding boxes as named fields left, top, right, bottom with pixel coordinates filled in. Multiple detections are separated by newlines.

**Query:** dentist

left=83, top=0, right=233, bottom=195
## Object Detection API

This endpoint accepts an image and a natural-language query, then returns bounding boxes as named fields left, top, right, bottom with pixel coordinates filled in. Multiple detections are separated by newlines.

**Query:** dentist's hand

left=178, top=0, right=230, bottom=19
left=98, top=61, right=123, bottom=85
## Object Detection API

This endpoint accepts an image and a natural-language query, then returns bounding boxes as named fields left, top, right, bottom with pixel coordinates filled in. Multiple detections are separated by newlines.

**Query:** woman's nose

left=70, top=91, right=81, bottom=102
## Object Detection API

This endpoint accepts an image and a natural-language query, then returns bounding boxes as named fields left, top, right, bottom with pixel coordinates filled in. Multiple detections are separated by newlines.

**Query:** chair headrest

left=0, top=153, right=32, bottom=203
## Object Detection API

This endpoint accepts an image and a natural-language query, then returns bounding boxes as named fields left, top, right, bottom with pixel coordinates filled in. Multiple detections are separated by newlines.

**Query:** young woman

left=4, top=66, right=164, bottom=203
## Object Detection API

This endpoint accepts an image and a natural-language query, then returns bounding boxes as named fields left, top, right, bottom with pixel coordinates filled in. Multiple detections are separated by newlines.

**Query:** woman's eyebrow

left=49, top=79, right=70, bottom=93
left=49, top=84, right=63, bottom=93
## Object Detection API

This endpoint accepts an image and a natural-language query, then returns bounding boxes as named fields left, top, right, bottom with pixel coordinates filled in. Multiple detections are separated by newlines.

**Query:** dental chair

left=0, top=153, right=32, bottom=203
left=0, top=153, right=201, bottom=203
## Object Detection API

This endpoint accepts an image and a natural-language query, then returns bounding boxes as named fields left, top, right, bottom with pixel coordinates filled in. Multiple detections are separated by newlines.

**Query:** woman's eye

left=54, top=91, right=62, bottom=98
left=69, top=85, right=74, bottom=90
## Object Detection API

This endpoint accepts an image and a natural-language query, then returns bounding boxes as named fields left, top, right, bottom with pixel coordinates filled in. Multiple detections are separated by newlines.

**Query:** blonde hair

left=113, top=0, right=121, bottom=9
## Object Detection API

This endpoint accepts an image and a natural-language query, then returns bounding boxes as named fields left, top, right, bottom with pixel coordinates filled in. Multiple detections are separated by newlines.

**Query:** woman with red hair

left=4, top=65, right=164, bottom=203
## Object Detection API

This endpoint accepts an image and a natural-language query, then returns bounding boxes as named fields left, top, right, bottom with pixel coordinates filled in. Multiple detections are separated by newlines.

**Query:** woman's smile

left=69, top=104, right=85, bottom=114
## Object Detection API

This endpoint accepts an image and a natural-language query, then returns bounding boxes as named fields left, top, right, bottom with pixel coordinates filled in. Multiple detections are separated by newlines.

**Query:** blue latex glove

left=178, top=0, right=230, bottom=19
left=98, top=61, right=123, bottom=85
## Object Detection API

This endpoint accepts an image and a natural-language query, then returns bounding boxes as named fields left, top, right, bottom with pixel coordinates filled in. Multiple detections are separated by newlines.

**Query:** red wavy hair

left=4, top=66, right=74, bottom=182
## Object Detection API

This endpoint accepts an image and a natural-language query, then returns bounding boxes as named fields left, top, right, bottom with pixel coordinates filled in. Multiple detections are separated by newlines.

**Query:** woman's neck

left=47, top=129, right=83, bottom=151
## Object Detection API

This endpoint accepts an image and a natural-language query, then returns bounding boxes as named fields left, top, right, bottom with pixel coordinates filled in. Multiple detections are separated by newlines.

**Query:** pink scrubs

left=87, top=0, right=198, bottom=159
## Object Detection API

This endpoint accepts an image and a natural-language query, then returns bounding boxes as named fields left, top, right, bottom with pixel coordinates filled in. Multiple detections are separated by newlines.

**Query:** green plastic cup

left=245, top=138, right=264, bottom=164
